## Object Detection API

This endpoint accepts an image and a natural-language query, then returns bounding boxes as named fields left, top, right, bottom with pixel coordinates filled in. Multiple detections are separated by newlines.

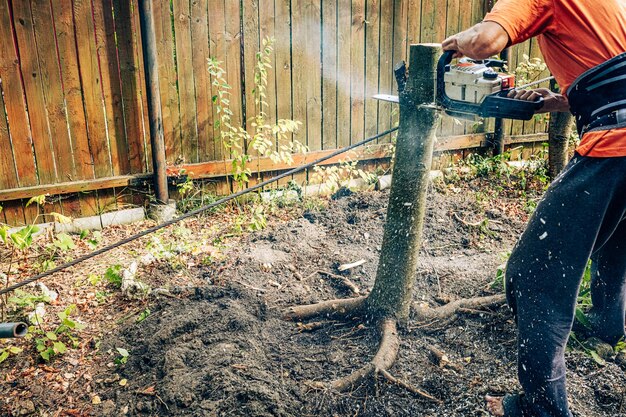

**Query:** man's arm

left=442, top=22, right=569, bottom=113
left=441, top=21, right=509, bottom=60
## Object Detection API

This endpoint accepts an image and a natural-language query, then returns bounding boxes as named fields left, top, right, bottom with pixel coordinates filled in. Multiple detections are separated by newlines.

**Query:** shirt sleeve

left=483, top=0, right=554, bottom=45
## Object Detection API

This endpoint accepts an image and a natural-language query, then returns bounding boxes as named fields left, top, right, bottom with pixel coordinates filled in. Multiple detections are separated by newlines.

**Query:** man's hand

left=442, top=22, right=509, bottom=60
left=506, top=88, right=569, bottom=113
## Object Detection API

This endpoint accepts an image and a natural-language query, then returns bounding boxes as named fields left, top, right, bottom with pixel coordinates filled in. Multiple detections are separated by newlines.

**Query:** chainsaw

left=436, top=50, right=544, bottom=120
left=374, top=50, right=544, bottom=121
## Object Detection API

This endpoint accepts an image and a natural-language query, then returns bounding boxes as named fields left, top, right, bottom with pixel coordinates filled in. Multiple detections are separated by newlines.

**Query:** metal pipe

left=492, top=48, right=510, bottom=156
left=0, top=322, right=28, bottom=338
left=138, top=0, right=169, bottom=203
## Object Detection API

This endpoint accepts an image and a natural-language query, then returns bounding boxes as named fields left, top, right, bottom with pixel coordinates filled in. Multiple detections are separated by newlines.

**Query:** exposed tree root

left=413, top=294, right=506, bottom=323
left=285, top=293, right=506, bottom=402
left=331, top=319, right=399, bottom=392
left=283, top=296, right=367, bottom=321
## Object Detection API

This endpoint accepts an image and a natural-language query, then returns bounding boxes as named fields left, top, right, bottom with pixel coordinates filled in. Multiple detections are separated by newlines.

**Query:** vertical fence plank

left=153, top=0, right=182, bottom=163
left=190, top=0, right=213, bottom=163
left=336, top=0, right=351, bottom=148
left=364, top=0, right=380, bottom=140
left=52, top=0, right=99, bottom=218
left=0, top=76, right=18, bottom=190
left=322, top=0, right=338, bottom=150
left=291, top=0, right=307, bottom=146
left=259, top=0, right=277, bottom=124
left=242, top=0, right=260, bottom=135
left=11, top=1, right=57, bottom=184
left=73, top=0, right=112, bottom=178
left=274, top=0, right=292, bottom=133
left=30, top=0, right=75, bottom=183
left=93, top=0, right=129, bottom=176
left=112, top=0, right=149, bottom=173
left=351, top=0, right=366, bottom=144
left=173, top=0, right=199, bottom=163
left=208, top=0, right=226, bottom=161
left=0, top=2, right=36, bottom=188
left=305, top=0, right=322, bottom=151
left=224, top=0, right=243, bottom=130
left=51, top=0, right=93, bottom=181
left=130, top=0, right=151, bottom=170
left=406, top=0, right=420, bottom=53
left=377, top=0, right=393, bottom=137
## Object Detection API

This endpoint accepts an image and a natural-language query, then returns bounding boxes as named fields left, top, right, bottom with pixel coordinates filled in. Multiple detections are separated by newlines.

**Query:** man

left=442, top=1, right=626, bottom=416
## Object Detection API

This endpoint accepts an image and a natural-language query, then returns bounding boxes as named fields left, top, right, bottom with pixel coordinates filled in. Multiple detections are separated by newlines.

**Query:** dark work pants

left=505, top=153, right=626, bottom=417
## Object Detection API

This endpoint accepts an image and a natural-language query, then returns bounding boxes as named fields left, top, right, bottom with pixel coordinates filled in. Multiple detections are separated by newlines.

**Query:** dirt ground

left=3, top=174, right=626, bottom=416
left=100, top=183, right=626, bottom=416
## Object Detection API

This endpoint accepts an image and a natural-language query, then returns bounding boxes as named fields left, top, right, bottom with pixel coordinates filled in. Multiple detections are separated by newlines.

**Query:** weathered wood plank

left=0, top=75, right=18, bottom=189
left=406, top=0, right=420, bottom=52
left=322, top=0, right=338, bottom=150
left=336, top=0, right=352, bottom=148
left=364, top=0, right=380, bottom=140
left=30, top=0, right=75, bottom=183
left=153, top=0, right=182, bottom=163
left=0, top=174, right=150, bottom=202
left=208, top=0, right=226, bottom=160
left=242, top=0, right=260, bottom=136
left=173, top=0, right=199, bottom=163
left=11, top=1, right=57, bottom=184
left=112, top=0, right=149, bottom=173
left=0, top=2, right=36, bottom=187
left=190, top=0, right=213, bottom=162
left=224, top=0, right=244, bottom=130
left=94, top=0, right=129, bottom=175
left=73, top=0, right=112, bottom=178
left=377, top=0, right=393, bottom=138
left=259, top=0, right=278, bottom=124
left=51, top=0, right=94, bottom=181
left=305, top=0, right=322, bottom=151
left=274, top=0, right=293, bottom=132
left=351, top=0, right=366, bottom=144
left=291, top=0, right=307, bottom=147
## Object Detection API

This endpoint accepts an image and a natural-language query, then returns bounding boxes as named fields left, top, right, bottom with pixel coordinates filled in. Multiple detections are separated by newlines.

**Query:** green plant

left=310, top=159, right=376, bottom=194
left=115, top=347, right=130, bottom=365
left=0, top=345, right=23, bottom=364
left=575, top=260, right=593, bottom=329
left=208, top=37, right=306, bottom=190
left=136, top=309, right=151, bottom=323
left=104, top=265, right=124, bottom=288
left=28, top=304, right=85, bottom=361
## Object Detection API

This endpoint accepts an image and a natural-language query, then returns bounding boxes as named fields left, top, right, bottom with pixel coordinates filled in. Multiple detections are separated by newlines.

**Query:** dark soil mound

left=95, top=188, right=626, bottom=417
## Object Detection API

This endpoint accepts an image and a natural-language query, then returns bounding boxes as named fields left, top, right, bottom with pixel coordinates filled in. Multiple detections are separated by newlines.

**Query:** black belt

left=582, top=108, right=626, bottom=136
left=567, top=52, right=626, bottom=136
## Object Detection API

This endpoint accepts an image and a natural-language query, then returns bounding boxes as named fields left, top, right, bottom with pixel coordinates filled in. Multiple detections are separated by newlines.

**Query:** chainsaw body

left=437, top=50, right=543, bottom=120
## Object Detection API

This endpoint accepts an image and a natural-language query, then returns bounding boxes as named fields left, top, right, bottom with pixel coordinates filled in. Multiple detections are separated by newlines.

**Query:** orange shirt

left=484, top=0, right=626, bottom=157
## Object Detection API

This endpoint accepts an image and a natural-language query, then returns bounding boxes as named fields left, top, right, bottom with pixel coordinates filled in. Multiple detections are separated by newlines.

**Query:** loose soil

left=3, top=176, right=626, bottom=416
left=98, top=184, right=626, bottom=416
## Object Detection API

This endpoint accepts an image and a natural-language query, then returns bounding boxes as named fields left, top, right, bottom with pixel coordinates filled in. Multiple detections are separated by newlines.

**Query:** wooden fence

left=0, top=0, right=549, bottom=226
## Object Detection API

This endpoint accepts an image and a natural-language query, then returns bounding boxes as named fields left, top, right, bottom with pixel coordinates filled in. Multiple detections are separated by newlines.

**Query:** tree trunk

left=365, top=44, right=441, bottom=323
left=548, top=80, right=573, bottom=178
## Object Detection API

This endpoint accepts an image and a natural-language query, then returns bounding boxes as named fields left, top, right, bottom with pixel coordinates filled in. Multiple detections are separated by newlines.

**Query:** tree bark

left=548, top=80, right=573, bottom=178
left=365, top=44, right=441, bottom=323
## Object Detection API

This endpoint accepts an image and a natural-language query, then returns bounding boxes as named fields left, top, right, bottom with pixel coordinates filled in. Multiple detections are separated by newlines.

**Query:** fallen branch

left=427, top=345, right=464, bottom=372
left=317, top=270, right=362, bottom=295
left=338, top=259, right=366, bottom=272
left=453, top=212, right=484, bottom=227
left=379, top=369, right=442, bottom=403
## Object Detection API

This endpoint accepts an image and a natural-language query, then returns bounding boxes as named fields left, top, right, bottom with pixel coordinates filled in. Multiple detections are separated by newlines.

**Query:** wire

left=0, top=127, right=399, bottom=296
left=518, top=75, right=555, bottom=89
